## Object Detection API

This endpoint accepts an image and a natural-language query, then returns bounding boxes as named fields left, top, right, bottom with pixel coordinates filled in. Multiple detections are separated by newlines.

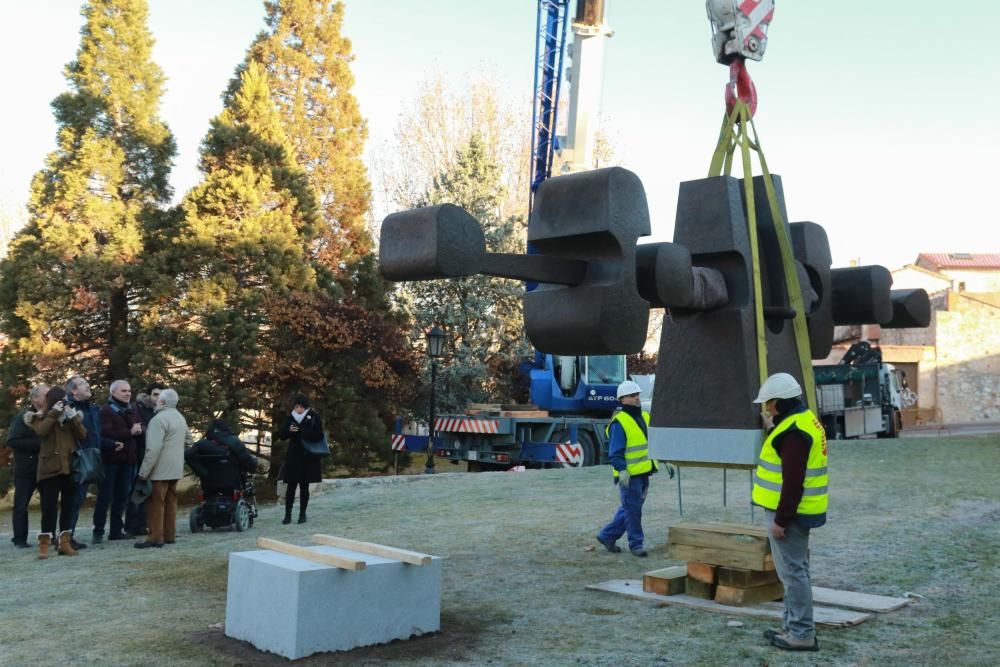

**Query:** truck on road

left=813, top=341, right=904, bottom=439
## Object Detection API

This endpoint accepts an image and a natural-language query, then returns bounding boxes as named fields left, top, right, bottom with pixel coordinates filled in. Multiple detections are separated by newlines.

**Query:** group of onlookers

left=9, top=384, right=326, bottom=558
left=6, top=377, right=189, bottom=558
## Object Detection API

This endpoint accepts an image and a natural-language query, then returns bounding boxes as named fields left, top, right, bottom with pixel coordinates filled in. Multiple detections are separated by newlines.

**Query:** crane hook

left=725, top=58, right=757, bottom=117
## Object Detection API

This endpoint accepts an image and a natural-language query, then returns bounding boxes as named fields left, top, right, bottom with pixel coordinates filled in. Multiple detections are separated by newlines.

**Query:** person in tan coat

left=26, top=386, right=86, bottom=559
left=135, top=388, right=188, bottom=549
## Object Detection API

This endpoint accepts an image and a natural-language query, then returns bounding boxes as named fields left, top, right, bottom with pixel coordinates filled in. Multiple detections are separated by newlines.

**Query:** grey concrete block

left=225, top=545, right=442, bottom=660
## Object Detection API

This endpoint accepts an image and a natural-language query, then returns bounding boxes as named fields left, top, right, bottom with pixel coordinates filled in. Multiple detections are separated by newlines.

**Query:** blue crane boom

left=529, top=0, right=571, bottom=203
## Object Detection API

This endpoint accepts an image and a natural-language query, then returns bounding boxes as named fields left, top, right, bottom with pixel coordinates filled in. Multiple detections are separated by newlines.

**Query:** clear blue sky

left=2, top=1, right=998, bottom=270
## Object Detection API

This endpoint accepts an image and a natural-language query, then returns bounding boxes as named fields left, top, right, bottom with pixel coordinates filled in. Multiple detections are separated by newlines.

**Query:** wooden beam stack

left=666, top=522, right=784, bottom=607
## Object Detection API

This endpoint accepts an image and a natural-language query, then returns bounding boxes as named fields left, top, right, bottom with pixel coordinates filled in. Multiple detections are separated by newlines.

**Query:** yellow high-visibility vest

left=751, top=410, right=828, bottom=515
left=606, top=410, right=654, bottom=479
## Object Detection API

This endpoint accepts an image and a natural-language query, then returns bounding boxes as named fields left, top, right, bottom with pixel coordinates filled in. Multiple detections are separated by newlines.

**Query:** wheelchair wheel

left=233, top=500, right=251, bottom=532
left=189, top=506, right=203, bottom=533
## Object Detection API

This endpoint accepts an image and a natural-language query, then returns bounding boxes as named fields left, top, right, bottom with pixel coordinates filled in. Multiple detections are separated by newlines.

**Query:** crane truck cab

left=813, top=342, right=905, bottom=439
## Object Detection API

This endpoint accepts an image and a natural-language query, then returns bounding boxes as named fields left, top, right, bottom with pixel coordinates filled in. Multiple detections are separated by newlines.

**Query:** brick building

left=818, top=253, right=1000, bottom=425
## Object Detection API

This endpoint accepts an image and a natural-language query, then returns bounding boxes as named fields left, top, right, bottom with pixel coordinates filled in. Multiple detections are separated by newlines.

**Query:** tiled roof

left=915, top=253, right=1000, bottom=270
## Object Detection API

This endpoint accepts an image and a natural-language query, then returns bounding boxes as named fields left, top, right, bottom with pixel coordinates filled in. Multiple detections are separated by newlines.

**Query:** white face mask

left=760, top=410, right=775, bottom=430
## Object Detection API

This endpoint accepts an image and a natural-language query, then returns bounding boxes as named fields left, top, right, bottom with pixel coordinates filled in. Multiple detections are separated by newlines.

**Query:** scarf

left=291, top=409, right=307, bottom=424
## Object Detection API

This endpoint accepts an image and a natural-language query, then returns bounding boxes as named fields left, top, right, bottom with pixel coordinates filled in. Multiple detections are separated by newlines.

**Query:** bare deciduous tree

left=372, top=72, right=532, bottom=228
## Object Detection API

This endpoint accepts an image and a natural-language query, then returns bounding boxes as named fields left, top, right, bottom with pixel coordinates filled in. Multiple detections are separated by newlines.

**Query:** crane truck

left=813, top=341, right=906, bottom=439
left=390, top=0, right=628, bottom=470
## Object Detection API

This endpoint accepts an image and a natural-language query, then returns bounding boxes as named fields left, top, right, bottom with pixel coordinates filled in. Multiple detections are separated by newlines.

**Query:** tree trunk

left=108, top=286, right=130, bottom=382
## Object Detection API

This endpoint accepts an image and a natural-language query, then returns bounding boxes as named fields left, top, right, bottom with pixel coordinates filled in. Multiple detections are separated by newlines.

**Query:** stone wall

left=934, top=294, right=1000, bottom=422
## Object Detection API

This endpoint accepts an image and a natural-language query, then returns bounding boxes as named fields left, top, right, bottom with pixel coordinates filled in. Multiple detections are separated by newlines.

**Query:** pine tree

left=0, top=0, right=175, bottom=388
left=155, top=61, right=319, bottom=421
left=399, top=135, right=530, bottom=413
left=234, top=0, right=373, bottom=281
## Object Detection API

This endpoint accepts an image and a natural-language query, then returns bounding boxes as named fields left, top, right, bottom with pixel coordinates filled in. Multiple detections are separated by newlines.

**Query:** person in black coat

left=6, top=384, right=49, bottom=547
left=185, top=419, right=257, bottom=490
left=276, top=395, right=323, bottom=525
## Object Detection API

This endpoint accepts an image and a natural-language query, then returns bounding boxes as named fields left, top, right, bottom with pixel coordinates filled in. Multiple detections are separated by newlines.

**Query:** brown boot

left=58, top=530, right=78, bottom=556
left=38, top=533, right=52, bottom=560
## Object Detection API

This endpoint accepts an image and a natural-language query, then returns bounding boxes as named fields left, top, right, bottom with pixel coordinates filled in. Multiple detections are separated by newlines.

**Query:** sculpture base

left=225, top=545, right=442, bottom=660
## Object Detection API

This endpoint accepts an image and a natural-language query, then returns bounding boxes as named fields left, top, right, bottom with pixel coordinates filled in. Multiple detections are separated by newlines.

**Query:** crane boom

left=530, top=0, right=571, bottom=200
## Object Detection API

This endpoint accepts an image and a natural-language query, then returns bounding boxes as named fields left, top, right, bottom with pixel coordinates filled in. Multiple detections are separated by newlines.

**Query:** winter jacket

left=70, top=399, right=102, bottom=450
left=185, top=425, right=257, bottom=490
left=277, top=409, right=324, bottom=484
left=26, top=408, right=86, bottom=482
left=6, top=407, right=41, bottom=479
left=99, top=399, right=142, bottom=465
left=139, top=406, right=188, bottom=481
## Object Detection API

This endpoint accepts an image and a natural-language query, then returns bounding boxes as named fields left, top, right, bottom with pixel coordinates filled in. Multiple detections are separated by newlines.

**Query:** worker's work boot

left=631, top=548, right=648, bottom=558
left=58, top=530, right=78, bottom=556
left=763, top=627, right=787, bottom=641
left=770, top=633, right=819, bottom=652
left=596, top=536, right=621, bottom=553
left=37, top=533, right=52, bottom=560
left=297, top=511, right=307, bottom=524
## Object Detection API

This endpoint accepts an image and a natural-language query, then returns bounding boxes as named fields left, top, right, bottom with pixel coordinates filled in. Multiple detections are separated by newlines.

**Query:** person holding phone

left=276, top=395, right=323, bottom=525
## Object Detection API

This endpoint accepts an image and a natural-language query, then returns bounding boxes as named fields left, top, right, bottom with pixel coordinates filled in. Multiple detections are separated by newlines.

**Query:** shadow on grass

left=189, top=608, right=502, bottom=665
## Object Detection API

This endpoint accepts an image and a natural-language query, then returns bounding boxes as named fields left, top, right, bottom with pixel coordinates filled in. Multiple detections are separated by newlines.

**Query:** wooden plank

left=685, top=577, right=716, bottom=600
left=667, top=543, right=771, bottom=571
left=468, top=403, right=501, bottom=411
left=667, top=523, right=770, bottom=554
left=256, top=537, right=366, bottom=571
left=311, top=534, right=431, bottom=566
left=811, top=586, right=913, bottom=613
left=715, top=582, right=785, bottom=607
left=718, top=566, right=779, bottom=588
left=686, top=562, right=718, bottom=584
left=671, top=522, right=770, bottom=537
left=586, top=580, right=872, bottom=628
left=763, top=554, right=775, bottom=571
left=642, top=566, right=686, bottom=596
left=499, top=410, right=549, bottom=418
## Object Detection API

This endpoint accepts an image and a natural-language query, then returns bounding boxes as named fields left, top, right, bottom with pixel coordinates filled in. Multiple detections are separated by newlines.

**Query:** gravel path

left=1, top=435, right=997, bottom=666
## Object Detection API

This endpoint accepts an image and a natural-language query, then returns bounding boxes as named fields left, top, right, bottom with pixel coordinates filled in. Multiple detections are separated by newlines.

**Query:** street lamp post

left=425, top=326, right=446, bottom=474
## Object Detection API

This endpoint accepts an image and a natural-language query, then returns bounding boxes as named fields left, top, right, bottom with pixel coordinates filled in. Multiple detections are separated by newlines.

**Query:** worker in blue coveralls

left=596, top=380, right=658, bottom=557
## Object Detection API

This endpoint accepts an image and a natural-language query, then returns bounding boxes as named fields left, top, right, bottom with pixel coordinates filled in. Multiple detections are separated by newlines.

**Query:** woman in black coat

left=277, top=395, right=324, bottom=524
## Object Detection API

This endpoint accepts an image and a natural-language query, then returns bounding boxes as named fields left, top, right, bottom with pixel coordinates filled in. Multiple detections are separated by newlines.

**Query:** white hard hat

left=616, top=380, right=642, bottom=400
left=752, top=373, right=802, bottom=403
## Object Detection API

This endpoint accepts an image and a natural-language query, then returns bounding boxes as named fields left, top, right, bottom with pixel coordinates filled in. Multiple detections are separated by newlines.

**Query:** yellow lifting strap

left=707, top=102, right=818, bottom=414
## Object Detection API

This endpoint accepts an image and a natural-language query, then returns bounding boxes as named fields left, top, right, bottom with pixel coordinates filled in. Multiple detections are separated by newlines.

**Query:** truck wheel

left=554, top=430, right=596, bottom=468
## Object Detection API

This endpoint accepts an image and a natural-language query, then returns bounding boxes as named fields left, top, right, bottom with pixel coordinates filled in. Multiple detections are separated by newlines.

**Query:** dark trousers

left=125, top=447, right=147, bottom=533
left=92, top=463, right=134, bottom=535
left=284, top=481, right=310, bottom=516
left=11, top=475, right=38, bottom=544
left=70, top=481, right=95, bottom=533
left=125, top=496, right=148, bottom=534
left=598, top=474, right=650, bottom=553
left=38, top=474, right=77, bottom=535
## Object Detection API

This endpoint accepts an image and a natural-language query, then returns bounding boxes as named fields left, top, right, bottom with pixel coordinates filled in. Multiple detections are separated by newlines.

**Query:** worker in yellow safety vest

left=595, top=380, right=658, bottom=557
left=751, top=372, right=827, bottom=653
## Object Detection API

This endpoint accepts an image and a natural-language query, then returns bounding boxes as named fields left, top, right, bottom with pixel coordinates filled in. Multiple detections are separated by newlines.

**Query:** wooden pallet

left=667, top=522, right=774, bottom=570
left=588, top=579, right=914, bottom=625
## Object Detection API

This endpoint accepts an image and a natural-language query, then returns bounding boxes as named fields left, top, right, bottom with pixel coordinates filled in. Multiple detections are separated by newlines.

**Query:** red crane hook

left=725, top=58, right=757, bottom=117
